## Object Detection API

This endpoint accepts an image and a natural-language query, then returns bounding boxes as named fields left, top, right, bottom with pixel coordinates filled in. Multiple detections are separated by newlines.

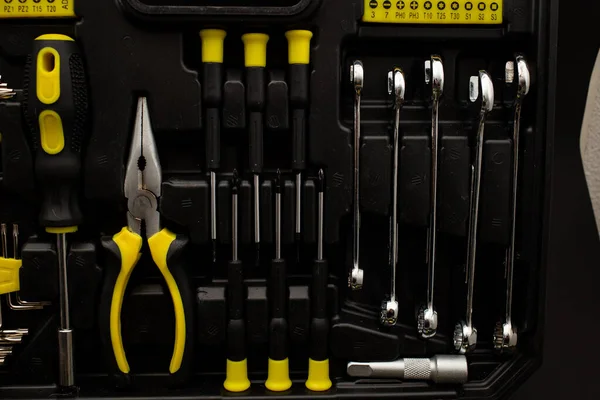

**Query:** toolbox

left=0, top=0, right=556, bottom=398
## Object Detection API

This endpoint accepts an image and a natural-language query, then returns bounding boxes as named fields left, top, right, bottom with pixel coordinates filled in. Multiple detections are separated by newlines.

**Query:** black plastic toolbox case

left=0, top=0, right=557, bottom=398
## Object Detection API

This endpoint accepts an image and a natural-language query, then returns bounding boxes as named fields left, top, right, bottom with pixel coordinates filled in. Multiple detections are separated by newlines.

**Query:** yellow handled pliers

left=99, top=97, right=194, bottom=386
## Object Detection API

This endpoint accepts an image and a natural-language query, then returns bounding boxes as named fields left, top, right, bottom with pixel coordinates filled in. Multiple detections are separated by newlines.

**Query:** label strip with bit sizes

left=0, top=0, right=75, bottom=18
left=363, top=0, right=502, bottom=24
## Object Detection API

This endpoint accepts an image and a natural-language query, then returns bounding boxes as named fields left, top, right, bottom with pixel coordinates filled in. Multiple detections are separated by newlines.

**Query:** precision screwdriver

left=285, top=30, right=313, bottom=257
left=305, top=169, right=332, bottom=392
left=223, top=170, right=251, bottom=392
left=242, top=33, right=269, bottom=265
left=23, top=34, right=89, bottom=389
left=200, top=29, right=227, bottom=264
left=265, top=170, right=292, bottom=392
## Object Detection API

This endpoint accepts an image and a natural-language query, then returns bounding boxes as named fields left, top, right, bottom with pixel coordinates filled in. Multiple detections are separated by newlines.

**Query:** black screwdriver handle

left=227, top=259, right=246, bottom=361
left=290, top=63, right=308, bottom=172
left=269, top=258, right=288, bottom=361
left=310, top=259, right=329, bottom=361
left=200, top=29, right=226, bottom=171
left=23, top=34, right=89, bottom=230
left=242, top=33, right=268, bottom=175
left=248, top=69, right=265, bottom=175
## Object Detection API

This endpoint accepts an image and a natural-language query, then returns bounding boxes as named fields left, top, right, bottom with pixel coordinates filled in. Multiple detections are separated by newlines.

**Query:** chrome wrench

left=418, top=56, right=444, bottom=338
left=494, top=55, right=530, bottom=352
left=454, top=70, right=494, bottom=354
left=381, top=68, right=405, bottom=326
left=349, top=61, right=365, bottom=290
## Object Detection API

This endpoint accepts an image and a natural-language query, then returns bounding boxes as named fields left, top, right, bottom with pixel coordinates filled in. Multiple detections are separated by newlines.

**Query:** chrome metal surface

left=381, top=67, right=405, bottom=327
left=419, top=55, right=444, bottom=339
left=455, top=70, right=494, bottom=354
left=347, top=355, right=468, bottom=384
left=349, top=60, right=365, bottom=290
left=495, top=55, right=530, bottom=353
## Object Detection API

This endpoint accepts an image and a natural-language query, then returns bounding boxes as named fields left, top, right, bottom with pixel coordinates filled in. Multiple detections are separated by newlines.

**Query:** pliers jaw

left=124, top=97, right=162, bottom=238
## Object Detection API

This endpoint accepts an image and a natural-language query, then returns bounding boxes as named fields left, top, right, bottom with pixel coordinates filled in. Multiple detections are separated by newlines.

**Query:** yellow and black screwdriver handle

left=23, top=34, right=88, bottom=233
left=99, top=227, right=195, bottom=387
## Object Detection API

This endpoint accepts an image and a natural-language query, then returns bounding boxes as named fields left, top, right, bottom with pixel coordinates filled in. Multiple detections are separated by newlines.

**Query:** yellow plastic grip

left=285, top=30, right=313, bottom=65
left=0, top=258, right=22, bottom=295
left=46, top=226, right=78, bottom=234
left=36, top=34, right=74, bottom=42
left=306, top=358, right=332, bottom=391
left=199, top=29, right=226, bottom=63
left=36, top=46, right=61, bottom=105
left=224, top=359, right=251, bottom=392
left=242, top=33, right=269, bottom=68
left=265, top=358, right=292, bottom=392
left=39, top=110, right=65, bottom=154
left=110, top=227, right=143, bottom=374
left=148, top=228, right=186, bottom=374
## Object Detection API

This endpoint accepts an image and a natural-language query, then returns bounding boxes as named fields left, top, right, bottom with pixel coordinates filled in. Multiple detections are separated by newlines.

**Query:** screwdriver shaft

left=211, top=171, right=217, bottom=261
left=296, top=172, right=301, bottom=238
left=254, top=174, right=261, bottom=247
left=57, top=233, right=74, bottom=387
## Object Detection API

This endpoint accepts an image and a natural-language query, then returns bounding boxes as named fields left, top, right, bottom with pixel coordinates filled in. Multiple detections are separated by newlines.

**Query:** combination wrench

left=494, top=55, right=530, bottom=352
left=381, top=68, right=405, bottom=326
left=349, top=60, right=365, bottom=290
left=454, top=70, right=494, bottom=354
left=418, top=56, right=444, bottom=338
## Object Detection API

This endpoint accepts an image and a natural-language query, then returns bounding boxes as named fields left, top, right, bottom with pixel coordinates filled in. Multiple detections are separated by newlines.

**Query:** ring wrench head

left=417, top=306, right=438, bottom=338
left=351, top=60, right=364, bottom=95
left=494, top=321, right=518, bottom=352
left=349, top=268, right=364, bottom=290
left=381, top=300, right=399, bottom=326
left=453, top=322, right=477, bottom=354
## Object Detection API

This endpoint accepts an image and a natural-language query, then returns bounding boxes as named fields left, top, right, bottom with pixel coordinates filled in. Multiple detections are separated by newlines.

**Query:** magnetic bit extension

left=347, top=355, right=468, bottom=384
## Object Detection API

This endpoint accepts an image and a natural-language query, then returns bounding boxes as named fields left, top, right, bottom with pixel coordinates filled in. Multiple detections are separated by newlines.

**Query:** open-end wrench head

left=453, top=322, right=477, bottom=354
left=388, top=68, right=406, bottom=109
left=417, top=306, right=438, bottom=338
left=470, top=71, right=494, bottom=114
left=351, top=61, right=364, bottom=95
left=349, top=268, right=364, bottom=290
left=515, top=55, right=531, bottom=97
left=381, top=300, right=399, bottom=326
left=493, top=321, right=518, bottom=352
left=425, top=56, right=444, bottom=100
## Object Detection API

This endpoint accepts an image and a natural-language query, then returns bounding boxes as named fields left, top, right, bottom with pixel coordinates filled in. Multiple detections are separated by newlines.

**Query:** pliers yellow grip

left=0, top=258, right=21, bottom=296
left=99, top=98, right=194, bottom=386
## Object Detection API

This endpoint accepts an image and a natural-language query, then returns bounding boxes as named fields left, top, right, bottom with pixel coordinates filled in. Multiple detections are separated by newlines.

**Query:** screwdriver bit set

left=0, top=0, right=556, bottom=398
